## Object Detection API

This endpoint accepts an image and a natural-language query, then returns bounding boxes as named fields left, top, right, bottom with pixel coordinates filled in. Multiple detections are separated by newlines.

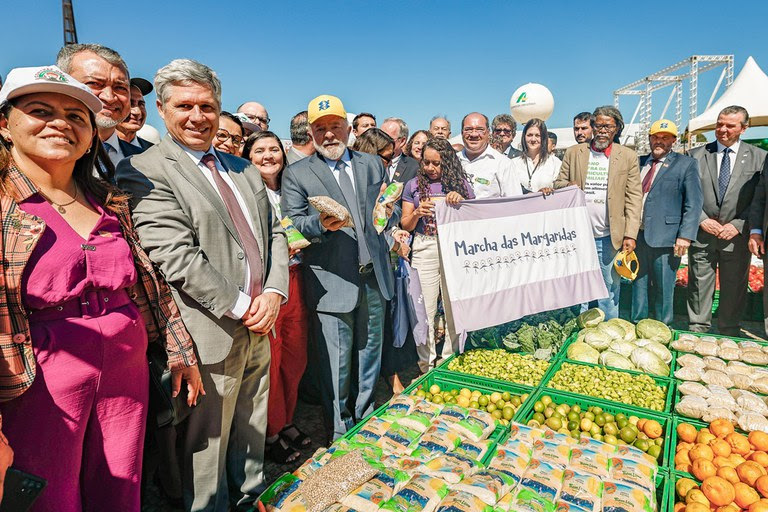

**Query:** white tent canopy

left=689, top=56, right=768, bottom=133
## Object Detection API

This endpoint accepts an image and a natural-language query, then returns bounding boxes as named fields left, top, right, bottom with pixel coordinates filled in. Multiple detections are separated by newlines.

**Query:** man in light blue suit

left=281, top=94, right=399, bottom=442
left=631, top=120, right=703, bottom=324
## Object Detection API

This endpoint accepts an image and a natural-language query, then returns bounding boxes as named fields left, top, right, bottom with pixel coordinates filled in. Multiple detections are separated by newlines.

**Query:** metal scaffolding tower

left=614, top=55, right=734, bottom=153
left=63, top=0, right=78, bottom=45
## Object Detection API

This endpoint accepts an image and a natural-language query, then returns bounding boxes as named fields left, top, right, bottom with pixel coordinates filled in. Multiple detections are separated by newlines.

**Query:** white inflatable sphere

left=509, top=83, right=554, bottom=123
left=137, top=123, right=162, bottom=144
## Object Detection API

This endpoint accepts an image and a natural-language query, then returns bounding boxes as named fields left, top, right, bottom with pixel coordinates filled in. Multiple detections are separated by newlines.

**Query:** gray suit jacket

left=639, top=151, right=703, bottom=247
left=281, top=150, right=397, bottom=314
left=689, top=141, right=767, bottom=251
left=286, top=145, right=311, bottom=165
left=116, top=135, right=289, bottom=364
left=388, top=154, right=419, bottom=184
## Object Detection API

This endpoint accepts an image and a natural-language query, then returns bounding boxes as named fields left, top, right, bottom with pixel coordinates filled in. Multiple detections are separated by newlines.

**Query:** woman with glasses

left=510, top=118, right=561, bottom=194
left=400, top=138, right=474, bottom=373
left=213, top=111, right=244, bottom=156
left=240, top=131, right=310, bottom=463
left=404, top=129, right=433, bottom=161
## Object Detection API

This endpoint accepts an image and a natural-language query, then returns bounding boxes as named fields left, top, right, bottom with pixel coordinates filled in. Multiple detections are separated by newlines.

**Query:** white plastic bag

left=703, top=356, right=727, bottom=372
left=675, top=396, right=708, bottom=419
left=677, top=354, right=706, bottom=369
left=677, top=381, right=712, bottom=398
left=702, top=370, right=734, bottom=388
left=674, top=366, right=704, bottom=382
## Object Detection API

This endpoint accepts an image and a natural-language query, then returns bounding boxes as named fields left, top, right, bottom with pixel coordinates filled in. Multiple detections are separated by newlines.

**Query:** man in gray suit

left=282, top=94, right=397, bottom=442
left=286, top=110, right=315, bottom=165
left=688, top=105, right=767, bottom=336
left=116, top=59, right=289, bottom=512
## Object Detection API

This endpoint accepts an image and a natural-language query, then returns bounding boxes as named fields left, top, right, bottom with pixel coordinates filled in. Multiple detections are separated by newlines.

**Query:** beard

left=592, top=137, right=612, bottom=150
left=96, top=113, right=120, bottom=130
left=314, top=139, right=347, bottom=160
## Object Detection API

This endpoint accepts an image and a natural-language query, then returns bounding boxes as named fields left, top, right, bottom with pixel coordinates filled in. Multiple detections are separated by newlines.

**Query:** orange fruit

left=756, top=474, right=768, bottom=498
left=717, top=466, right=740, bottom=484
left=737, top=461, right=767, bottom=486
left=690, top=443, right=715, bottom=462
left=731, top=454, right=748, bottom=467
left=727, top=432, right=753, bottom=456
left=673, top=503, right=685, bottom=512
left=714, top=456, right=735, bottom=468
left=692, top=459, right=718, bottom=480
left=751, top=432, right=768, bottom=452
left=735, top=481, right=761, bottom=508
left=676, top=477, right=699, bottom=499
left=676, top=463, right=693, bottom=473
left=678, top=423, right=699, bottom=444
left=710, top=419, right=736, bottom=438
left=750, top=500, right=768, bottom=512
left=751, top=451, right=768, bottom=468
left=675, top=449, right=692, bottom=466
left=643, top=419, right=662, bottom=439
left=698, top=430, right=717, bottom=445
left=711, top=439, right=733, bottom=458
left=684, top=504, right=709, bottom=512
left=715, top=504, right=741, bottom=512
left=637, top=418, right=647, bottom=431
left=686, top=488, right=710, bottom=505
left=701, top=476, right=736, bottom=506
left=678, top=442, right=695, bottom=453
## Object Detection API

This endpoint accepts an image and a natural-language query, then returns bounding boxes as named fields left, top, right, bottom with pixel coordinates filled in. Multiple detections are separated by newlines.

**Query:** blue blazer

left=281, top=150, right=398, bottom=313
left=639, top=151, right=703, bottom=248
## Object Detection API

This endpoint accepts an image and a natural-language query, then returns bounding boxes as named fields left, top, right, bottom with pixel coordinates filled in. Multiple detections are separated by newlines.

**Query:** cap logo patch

left=35, top=68, right=67, bottom=83
left=318, top=100, right=330, bottom=111
left=660, top=122, right=668, bottom=128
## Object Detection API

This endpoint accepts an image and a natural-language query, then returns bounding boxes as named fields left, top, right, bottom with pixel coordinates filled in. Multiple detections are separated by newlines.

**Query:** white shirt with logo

left=585, top=149, right=611, bottom=238
left=456, top=146, right=522, bottom=199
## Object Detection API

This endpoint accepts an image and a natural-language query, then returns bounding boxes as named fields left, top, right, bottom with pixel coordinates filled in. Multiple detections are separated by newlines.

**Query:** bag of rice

left=379, top=422, right=422, bottom=456
left=497, top=438, right=534, bottom=460
left=262, top=473, right=305, bottom=512
left=575, top=437, right=616, bottom=456
left=674, top=366, right=704, bottom=382
left=352, top=417, right=392, bottom=445
left=454, top=439, right=495, bottom=461
left=398, top=401, right=442, bottom=432
left=379, top=473, right=449, bottom=512
left=436, top=404, right=469, bottom=424
left=677, top=381, right=711, bottom=398
left=608, top=458, right=655, bottom=492
left=507, top=423, right=545, bottom=445
left=453, top=409, right=496, bottom=441
left=531, top=439, right=571, bottom=468
left=341, top=468, right=410, bottom=511
left=385, top=395, right=418, bottom=418
left=422, top=452, right=481, bottom=484
left=738, top=414, right=768, bottom=433
left=740, top=340, right=763, bottom=350
left=703, top=356, right=727, bottom=372
left=702, top=407, right=737, bottom=423
left=702, top=369, right=734, bottom=388
left=411, top=424, right=462, bottom=460
left=330, top=440, right=384, bottom=463
left=372, top=182, right=404, bottom=234
left=736, top=393, right=768, bottom=415
left=308, top=196, right=354, bottom=228
left=671, top=337, right=697, bottom=352
left=568, top=447, right=611, bottom=478
left=675, top=395, right=708, bottom=419
left=380, top=455, right=424, bottom=474
left=541, top=430, right=578, bottom=446
left=694, top=341, right=719, bottom=357
left=615, top=444, right=658, bottom=469
left=752, top=377, right=768, bottom=395
left=742, top=350, right=768, bottom=365
left=280, top=216, right=311, bottom=251
left=435, top=491, right=494, bottom=512
left=600, top=480, right=653, bottom=512
left=323, top=504, right=357, bottom=512
left=453, top=469, right=515, bottom=505
left=718, top=346, right=742, bottom=361
left=488, top=447, right=531, bottom=483
left=558, top=468, right=603, bottom=512
left=511, top=461, right=565, bottom=511
left=295, top=450, right=379, bottom=512
left=676, top=353, right=705, bottom=368
left=707, top=392, right=738, bottom=410
left=718, top=337, right=739, bottom=348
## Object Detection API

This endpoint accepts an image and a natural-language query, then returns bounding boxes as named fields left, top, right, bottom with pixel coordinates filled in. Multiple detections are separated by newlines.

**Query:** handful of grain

left=309, top=196, right=354, bottom=228
left=297, top=450, right=377, bottom=512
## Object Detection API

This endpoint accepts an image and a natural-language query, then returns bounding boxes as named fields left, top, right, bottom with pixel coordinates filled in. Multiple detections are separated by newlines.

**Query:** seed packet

left=558, top=468, right=603, bottom=512
left=452, top=469, right=515, bottom=505
left=608, top=458, right=655, bottom=492
left=379, top=422, right=422, bottom=456
left=453, top=409, right=496, bottom=441
left=422, top=452, right=481, bottom=484
left=379, top=474, right=449, bottom=512
left=280, top=216, right=310, bottom=251
left=454, top=439, right=495, bottom=461
left=373, top=182, right=404, bottom=234
left=351, top=417, right=392, bottom=445
left=568, top=448, right=610, bottom=479
left=531, top=439, right=571, bottom=468
left=436, top=490, right=495, bottom=512
left=600, top=480, right=653, bottom=512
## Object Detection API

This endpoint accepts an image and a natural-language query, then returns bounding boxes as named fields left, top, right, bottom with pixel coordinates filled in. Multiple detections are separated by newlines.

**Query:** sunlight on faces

left=429, top=118, right=450, bottom=139
left=119, top=84, right=146, bottom=132
left=381, top=121, right=404, bottom=155
left=0, top=92, right=95, bottom=167
left=158, top=83, right=220, bottom=151
left=311, top=115, right=350, bottom=160
left=238, top=102, right=269, bottom=130
left=67, top=51, right=130, bottom=130
left=592, top=115, right=617, bottom=151
left=525, top=126, right=542, bottom=154
left=410, top=132, right=428, bottom=160
left=649, top=132, right=676, bottom=159
left=573, top=119, right=592, bottom=143
left=213, top=115, right=243, bottom=155
left=353, top=116, right=376, bottom=136
left=461, top=114, right=489, bottom=155
left=493, top=123, right=515, bottom=146
left=248, top=136, right=284, bottom=181
left=715, top=112, right=747, bottom=147
left=421, top=147, right=442, bottom=181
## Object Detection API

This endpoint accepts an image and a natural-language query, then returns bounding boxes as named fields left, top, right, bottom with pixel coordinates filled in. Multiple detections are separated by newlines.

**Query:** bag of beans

left=308, top=196, right=354, bottom=228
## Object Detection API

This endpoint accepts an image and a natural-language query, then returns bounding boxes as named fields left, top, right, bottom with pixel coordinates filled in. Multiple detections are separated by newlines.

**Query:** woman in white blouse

left=510, top=118, right=562, bottom=194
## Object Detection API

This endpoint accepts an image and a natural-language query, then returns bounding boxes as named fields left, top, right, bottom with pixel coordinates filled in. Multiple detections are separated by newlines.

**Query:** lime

left=490, top=392, right=502, bottom=403
left=545, top=417, right=563, bottom=431
left=511, top=396, right=522, bottom=407
left=533, top=401, right=544, bottom=413
left=543, top=407, right=554, bottom=419
left=416, top=390, right=426, bottom=398
left=501, top=392, right=512, bottom=402
left=567, top=411, right=580, bottom=423
left=570, top=429, right=580, bottom=439
left=527, top=419, right=541, bottom=428
left=457, top=396, right=470, bottom=408
left=486, top=404, right=497, bottom=413
left=429, top=384, right=441, bottom=395
left=619, top=426, right=637, bottom=443
left=617, top=418, right=628, bottom=429
left=492, top=409, right=503, bottom=420
left=478, top=396, right=490, bottom=407
left=502, top=406, right=515, bottom=420
left=540, top=395, right=553, bottom=407
left=432, top=395, right=443, bottom=404
left=647, top=444, right=661, bottom=460
left=604, top=434, right=618, bottom=445
left=592, top=406, right=603, bottom=415
left=425, top=392, right=433, bottom=401
left=496, top=400, right=506, bottom=409
left=594, top=414, right=606, bottom=427
left=580, top=418, right=593, bottom=432
left=571, top=405, right=581, bottom=414
left=459, top=388, right=472, bottom=398
left=603, top=423, right=618, bottom=436
left=628, top=416, right=639, bottom=426
left=584, top=412, right=595, bottom=421
left=634, top=439, right=650, bottom=452
left=500, top=419, right=510, bottom=426
left=615, top=413, right=626, bottom=422
left=591, top=433, right=603, bottom=441
left=532, top=413, right=545, bottom=424
left=469, top=401, right=479, bottom=409
left=568, top=421, right=579, bottom=431
left=450, top=389, right=460, bottom=396
left=603, top=414, right=614, bottom=424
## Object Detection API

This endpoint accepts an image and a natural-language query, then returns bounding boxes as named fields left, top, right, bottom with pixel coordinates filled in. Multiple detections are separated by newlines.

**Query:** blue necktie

left=718, top=147, right=731, bottom=201
left=335, top=160, right=372, bottom=265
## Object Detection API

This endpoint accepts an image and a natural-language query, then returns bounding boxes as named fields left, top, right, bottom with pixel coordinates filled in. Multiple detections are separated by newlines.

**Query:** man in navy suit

left=631, top=120, right=703, bottom=324
left=117, top=77, right=155, bottom=153
left=282, top=95, right=399, bottom=442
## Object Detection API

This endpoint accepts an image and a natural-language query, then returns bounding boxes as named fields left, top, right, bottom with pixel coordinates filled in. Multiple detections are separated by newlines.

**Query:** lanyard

left=523, top=155, right=542, bottom=190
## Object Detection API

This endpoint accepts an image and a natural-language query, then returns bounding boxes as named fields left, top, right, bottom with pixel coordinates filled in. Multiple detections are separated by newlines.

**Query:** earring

left=86, top=148, right=91, bottom=154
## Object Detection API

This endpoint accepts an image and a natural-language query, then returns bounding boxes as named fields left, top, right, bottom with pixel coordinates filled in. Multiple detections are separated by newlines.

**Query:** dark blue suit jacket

left=639, top=151, right=703, bottom=247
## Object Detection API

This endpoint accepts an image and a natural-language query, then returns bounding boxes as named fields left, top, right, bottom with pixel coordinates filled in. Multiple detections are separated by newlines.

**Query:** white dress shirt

left=388, top=154, right=401, bottom=182
left=457, top=145, right=522, bottom=199
left=103, top=131, right=125, bottom=167
left=716, top=140, right=741, bottom=175
left=322, top=149, right=356, bottom=192
left=129, top=135, right=142, bottom=148
left=509, top=153, right=562, bottom=193
left=180, top=143, right=284, bottom=319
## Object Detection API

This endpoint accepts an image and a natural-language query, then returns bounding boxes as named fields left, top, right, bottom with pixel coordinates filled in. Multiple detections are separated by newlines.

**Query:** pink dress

left=0, top=194, right=149, bottom=512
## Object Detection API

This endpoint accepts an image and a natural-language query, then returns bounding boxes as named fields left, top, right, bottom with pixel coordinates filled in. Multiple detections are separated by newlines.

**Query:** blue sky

left=3, top=0, right=768, bottom=141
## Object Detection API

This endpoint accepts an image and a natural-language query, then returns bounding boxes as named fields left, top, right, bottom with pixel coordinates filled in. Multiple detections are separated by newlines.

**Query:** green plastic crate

left=671, top=329, right=768, bottom=377
left=541, top=359, right=674, bottom=414
left=667, top=416, right=709, bottom=480
left=514, top=388, right=673, bottom=473
left=435, top=349, right=555, bottom=388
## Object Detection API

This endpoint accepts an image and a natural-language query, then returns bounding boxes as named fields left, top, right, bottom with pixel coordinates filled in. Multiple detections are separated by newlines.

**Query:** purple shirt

left=402, top=177, right=475, bottom=234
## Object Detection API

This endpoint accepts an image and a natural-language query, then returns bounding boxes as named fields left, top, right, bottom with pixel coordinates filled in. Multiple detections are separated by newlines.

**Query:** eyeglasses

left=594, top=124, right=617, bottom=132
left=462, top=127, right=487, bottom=134
left=493, top=128, right=514, bottom=135
left=244, top=113, right=270, bottom=125
left=215, top=130, right=244, bottom=147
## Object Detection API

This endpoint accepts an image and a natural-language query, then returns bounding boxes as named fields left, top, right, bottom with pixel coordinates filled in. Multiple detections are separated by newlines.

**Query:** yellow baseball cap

left=614, top=250, right=639, bottom=281
left=307, top=94, right=347, bottom=124
left=649, top=119, right=678, bottom=137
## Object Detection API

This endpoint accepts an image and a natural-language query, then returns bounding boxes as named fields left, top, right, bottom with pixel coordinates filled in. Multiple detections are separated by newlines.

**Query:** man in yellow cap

left=630, top=119, right=702, bottom=324
left=281, top=94, right=400, bottom=442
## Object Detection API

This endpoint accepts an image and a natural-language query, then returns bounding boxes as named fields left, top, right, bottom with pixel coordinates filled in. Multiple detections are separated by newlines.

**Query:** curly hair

left=417, top=138, right=470, bottom=202
left=404, top=129, right=433, bottom=158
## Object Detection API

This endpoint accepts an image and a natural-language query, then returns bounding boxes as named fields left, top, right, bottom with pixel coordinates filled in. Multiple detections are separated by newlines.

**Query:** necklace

left=38, top=184, right=79, bottom=214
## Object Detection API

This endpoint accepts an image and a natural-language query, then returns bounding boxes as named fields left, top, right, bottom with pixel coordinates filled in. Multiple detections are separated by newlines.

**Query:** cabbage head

left=597, top=322, right=627, bottom=342
left=577, top=308, right=605, bottom=329
left=608, top=339, right=637, bottom=358
left=630, top=347, right=670, bottom=376
left=567, top=342, right=600, bottom=364
left=600, top=351, right=636, bottom=371
left=641, top=340, right=673, bottom=364
left=605, top=318, right=637, bottom=341
left=582, top=330, right=613, bottom=351
left=635, top=319, right=672, bottom=345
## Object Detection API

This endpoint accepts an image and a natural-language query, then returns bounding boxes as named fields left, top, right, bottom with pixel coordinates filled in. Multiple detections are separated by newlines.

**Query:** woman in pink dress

left=0, top=66, right=204, bottom=511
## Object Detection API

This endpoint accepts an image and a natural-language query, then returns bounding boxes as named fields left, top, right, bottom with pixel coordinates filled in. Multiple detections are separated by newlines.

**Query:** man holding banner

left=554, top=106, right=642, bottom=319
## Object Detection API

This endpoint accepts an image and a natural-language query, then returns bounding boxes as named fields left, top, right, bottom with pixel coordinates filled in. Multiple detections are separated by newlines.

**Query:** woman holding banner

left=401, top=138, right=474, bottom=373
left=510, top=118, right=561, bottom=194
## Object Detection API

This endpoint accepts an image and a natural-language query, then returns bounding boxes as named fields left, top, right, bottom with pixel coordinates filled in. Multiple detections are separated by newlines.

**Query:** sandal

left=265, top=437, right=301, bottom=464
left=280, top=424, right=312, bottom=450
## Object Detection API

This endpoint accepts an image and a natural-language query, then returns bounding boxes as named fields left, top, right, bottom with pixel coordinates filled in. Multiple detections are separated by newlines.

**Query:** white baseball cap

left=0, top=65, right=103, bottom=114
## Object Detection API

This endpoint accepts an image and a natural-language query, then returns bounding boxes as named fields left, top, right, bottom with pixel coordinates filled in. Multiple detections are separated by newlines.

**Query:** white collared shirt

left=456, top=145, right=522, bottom=199
left=323, top=149, right=356, bottom=192
left=509, top=153, right=562, bottom=193
left=129, top=136, right=142, bottom=148
left=103, top=131, right=125, bottom=167
left=388, top=154, right=401, bottom=182
left=178, top=141, right=284, bottom=319
left=716, top=140, right=741, bottom=175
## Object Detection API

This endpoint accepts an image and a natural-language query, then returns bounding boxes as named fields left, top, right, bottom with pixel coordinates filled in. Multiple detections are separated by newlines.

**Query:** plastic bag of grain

left=308, top=196, right=354, bottom=228
left=372, top=182, right=404, bottom=234
left=379, top=473, right=449, bottom=512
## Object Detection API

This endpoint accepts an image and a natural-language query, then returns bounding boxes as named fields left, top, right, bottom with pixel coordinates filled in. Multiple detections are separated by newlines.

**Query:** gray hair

left=56, top=43, right=130, bottom=77
left=290, top=110, right=310, bottom=145
left=382, top=117, right=409, bottom=140
left=154, top=59, right=221, bottom=108
left=491, top=114, right=516, bottom=132
left=430, top=115, right=451, bottom=130
left=592, top=105, right=624, bottom=138
left=719, top=105, right=750, bottom=126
